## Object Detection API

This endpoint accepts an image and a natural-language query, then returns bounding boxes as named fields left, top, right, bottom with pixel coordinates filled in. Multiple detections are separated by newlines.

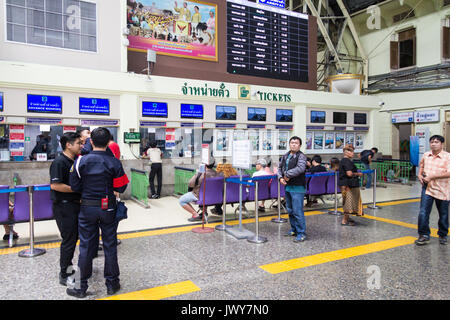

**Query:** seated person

left=306, top=155, right=327, bottom=206
left=211, top=160, right=237, bottom=215
left=3, top=200, right=18, bottom=240
left=179, top=157, right=222, bottom=222
left=327, top=157, right=340, bottom=172
left=251, top=158, right=270, bottom=211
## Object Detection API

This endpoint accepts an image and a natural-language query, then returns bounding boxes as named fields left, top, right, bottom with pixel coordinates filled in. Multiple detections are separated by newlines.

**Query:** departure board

left=227, top=0, right=309, bottom=82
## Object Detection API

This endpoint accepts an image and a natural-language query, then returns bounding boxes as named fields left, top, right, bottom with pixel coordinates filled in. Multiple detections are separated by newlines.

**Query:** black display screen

left=276, top=109, right=292, bottom=122
left=311, top=110, right=325, bottom=123
left=248, top=107, right=266, bottom=121
left=354, top=113, right=367, bottom=125
left=333, top=112, right=347, bottom=124
left=226, top=0, right=309, bottom=82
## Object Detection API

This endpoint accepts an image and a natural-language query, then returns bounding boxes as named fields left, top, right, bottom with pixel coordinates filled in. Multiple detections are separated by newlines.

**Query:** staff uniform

left=50, top=153, right=81, bottom=285
left=69, top=150, right=128, bottom=294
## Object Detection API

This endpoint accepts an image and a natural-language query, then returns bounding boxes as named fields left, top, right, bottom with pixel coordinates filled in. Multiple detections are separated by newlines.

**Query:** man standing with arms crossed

left=50, top=132, right=82, bottom=286
left=278, top=136, right=308, bottom=243
left=68, top=127, right=129, bottom=298
left=416, top=135, right=450, bottom=246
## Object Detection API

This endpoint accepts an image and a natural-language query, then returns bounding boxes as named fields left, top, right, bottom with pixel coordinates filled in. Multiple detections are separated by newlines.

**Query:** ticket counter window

left=24, top=125, right=63, bottom=161
left=139, top=127, right=207, bottom=159
left=0, top=125, right=10, bottom=161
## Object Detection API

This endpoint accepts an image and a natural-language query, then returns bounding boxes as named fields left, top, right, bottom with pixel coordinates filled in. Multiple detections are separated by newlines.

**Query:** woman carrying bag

left=338, top=145, right=364, bottom=226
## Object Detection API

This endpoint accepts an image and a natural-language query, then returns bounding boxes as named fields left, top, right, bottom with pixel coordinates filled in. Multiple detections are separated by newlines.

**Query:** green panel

left=131, top=170, right=149, bottom=205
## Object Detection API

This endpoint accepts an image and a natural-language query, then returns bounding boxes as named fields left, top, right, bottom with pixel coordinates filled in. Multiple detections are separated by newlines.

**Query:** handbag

left=115, top=200, right=128, bottom=222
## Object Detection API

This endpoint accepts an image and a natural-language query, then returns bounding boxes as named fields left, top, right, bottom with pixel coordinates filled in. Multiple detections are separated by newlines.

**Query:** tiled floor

left=0, top=181, right=448, bottom=300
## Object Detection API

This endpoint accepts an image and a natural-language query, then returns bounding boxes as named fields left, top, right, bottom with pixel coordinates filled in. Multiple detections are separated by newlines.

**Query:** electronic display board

left=248, top=107, right=266, bottom=121
left=79, top=97, right=110, bottom=115
left=227, top=0, right=309, bottom=82
left=216, top=105, right=237, bottom=120
left=27, top=94, right=62, bottom=114
left=354, top=113, right=367, bottom=125
left=311, top=110, right=326, bottom=123
left=276, top=109, right=292, bottom=122
left=142, top=102, right=168, bottom=118
left=333, top=112, right=347, bottom=124
left=181, top=104, right=203, bottom=119
left=0, top=92, right=3, bottom=112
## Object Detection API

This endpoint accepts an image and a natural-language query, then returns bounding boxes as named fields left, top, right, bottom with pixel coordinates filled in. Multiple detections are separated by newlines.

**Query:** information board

left=226, top=0, right=309, bottom=82
left=232, top=140, right=251, bottom=169
left=27, top=94, right=62, bottom=114
left=142, top=102, right=168, bottom=118
left=79, top=98, right=110, bottom=115
left=181, top=104, right=203, bottom=119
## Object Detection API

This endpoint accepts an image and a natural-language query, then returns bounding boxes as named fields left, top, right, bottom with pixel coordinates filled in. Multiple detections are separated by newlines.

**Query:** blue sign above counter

left=180, top=104, right=203, bottom=119
left=27, top=94, right=62, bottom=114
left=0, top=92, right=3, bottom=112
left=79, top=98, right=110, bottom=115
left=142, top=102, right=168, bottom=118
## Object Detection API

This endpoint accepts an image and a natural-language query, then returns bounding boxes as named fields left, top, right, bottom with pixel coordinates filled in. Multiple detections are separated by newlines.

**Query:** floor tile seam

left=259, top=236, right=417, bottom=275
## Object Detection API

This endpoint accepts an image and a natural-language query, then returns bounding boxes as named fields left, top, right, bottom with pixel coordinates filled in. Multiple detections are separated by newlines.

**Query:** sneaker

left=415, top=235, right=430, bottom=246
left=153, top=195, right=160, bottom=199
left=294, top=235, right=306, bottom=243
left=284, top=230, right=296, bottom=237
left=439, top=236, right=447, bottom=245
left=66, top=288, right=87, bottom=298
left=188, top=215, right=202, bottom=222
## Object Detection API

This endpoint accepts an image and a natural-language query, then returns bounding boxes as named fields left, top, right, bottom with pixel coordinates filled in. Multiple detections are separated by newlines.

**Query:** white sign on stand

left=36, top=153, right=47, bottom=161
left=232, top=140, right=251, bottom=170
left=201, top=144, right=210, bottom=164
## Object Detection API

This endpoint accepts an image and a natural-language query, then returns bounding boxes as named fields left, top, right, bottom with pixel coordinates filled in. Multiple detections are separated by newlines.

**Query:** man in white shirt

left=143, top=141, right=163, bottom=199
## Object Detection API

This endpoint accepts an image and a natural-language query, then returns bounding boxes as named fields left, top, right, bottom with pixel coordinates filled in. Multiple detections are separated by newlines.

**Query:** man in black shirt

left=359, top=147, right=378, bottom=188
left=49, top=132, right=82, bottom=286
left=306, top=155, right=327, bottom=207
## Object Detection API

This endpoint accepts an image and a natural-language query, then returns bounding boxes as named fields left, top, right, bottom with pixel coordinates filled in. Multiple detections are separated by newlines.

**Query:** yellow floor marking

left=98, top=280, right=200, bottom=300
left=260, top=236, right=416, bottom=274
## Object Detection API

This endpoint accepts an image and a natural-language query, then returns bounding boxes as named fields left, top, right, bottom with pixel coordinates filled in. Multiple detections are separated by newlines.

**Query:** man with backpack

left=359, top=147, right=378, bottom=189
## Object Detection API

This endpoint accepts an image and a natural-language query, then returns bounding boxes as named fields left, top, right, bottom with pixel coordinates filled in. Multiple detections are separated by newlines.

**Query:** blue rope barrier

left=33, top=186, right=51, bottom=191
left=0, top=187, right=28, bottom=194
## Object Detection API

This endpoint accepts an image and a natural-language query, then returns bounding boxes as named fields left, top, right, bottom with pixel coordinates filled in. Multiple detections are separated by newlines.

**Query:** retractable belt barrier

left=0, top=185, right=50, bottom=256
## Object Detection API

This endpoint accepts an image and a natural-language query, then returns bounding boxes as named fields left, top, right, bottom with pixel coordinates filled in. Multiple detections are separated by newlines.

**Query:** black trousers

left=52, top=201, right=80, bottom=276
left=78, top=206, right=119, bottom=291
left=149, top=163, right=162, bottom=196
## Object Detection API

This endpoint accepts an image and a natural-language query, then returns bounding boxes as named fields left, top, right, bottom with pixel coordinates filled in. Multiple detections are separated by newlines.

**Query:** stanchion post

left=367, top=169, right=380, bottom=210
left=19, top=186, right=46, bottom=258
left=328, top=171, right=341, bottom=215
left=272, top=177, right=287, bottom=223
left=216, top=178, right=231, bottom=231
left=247, top=181, right=267, bottom=244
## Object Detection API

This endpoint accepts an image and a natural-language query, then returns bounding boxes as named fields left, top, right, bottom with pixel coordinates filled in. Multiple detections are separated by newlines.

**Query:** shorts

left=179, top=192, right=198, bottom=207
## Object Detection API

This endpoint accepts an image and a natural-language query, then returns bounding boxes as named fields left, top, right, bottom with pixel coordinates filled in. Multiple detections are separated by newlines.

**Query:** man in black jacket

left=277, top=136, right=308, bottom=242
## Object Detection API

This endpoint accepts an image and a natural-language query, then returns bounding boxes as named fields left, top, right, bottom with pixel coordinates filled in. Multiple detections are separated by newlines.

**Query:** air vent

left=393, top=11, right=415, bottom=23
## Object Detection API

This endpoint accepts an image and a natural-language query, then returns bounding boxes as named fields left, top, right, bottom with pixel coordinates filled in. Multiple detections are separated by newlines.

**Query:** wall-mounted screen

left=142, top=102, right=168, bottom=118
left=354, top=113, right=367, bottom=125
left=181, top=104, right=203, bottom=119
left=216, top=106, right=236, bottom=120
left=27, top=94, right=62, bottom=114
left=0, top=92, right=3, bottom=112
left=127, top=0, right=218, bottom=62
left=333, top=112, right=347, bottom=124
left=248, top=107, right=266, bottom=121
left=276, top=109, right=293, bottom=122
left=311, top=110, right=325, bottom=123
left=226, top=0, right=309, bottom=82
left=79, top=98, right=110, bottom=115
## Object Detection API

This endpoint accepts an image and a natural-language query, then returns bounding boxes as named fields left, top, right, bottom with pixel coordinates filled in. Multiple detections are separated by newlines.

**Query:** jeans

left=363, top=163, right=372, bottom=188
left=285, top=191, right=306, bottom=236
left=418, top=187, right=449, bottom=238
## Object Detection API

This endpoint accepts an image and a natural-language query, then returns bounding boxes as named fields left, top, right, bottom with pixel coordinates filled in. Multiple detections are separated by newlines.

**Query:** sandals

left=341, top=219, right=356, bottom=226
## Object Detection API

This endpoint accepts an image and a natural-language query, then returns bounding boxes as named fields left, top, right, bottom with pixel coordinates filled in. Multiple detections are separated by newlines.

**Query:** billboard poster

left=127, top=0, right=218, bottom=61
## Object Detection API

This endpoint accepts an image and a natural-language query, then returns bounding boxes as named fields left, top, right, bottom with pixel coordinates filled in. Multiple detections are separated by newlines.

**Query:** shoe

left=66, top=288, right=87, bottom=298
left=439, top=236, right=447, bottom=245
left=415, top=235, right=430, bottom=246
left=59, top=274, right=69, bottom=286
left=258, top=206, right=265, bottom=212
left=3, top=233, right=19, bottom=241
left=107, top=283, right=121, bottom=295
left=294, top=235, right=306, bottom=243
left=284, top=230, right=296, bottom=237
left=151, top=194, right=157, bottom=199
left=210, top=208, right=222, bottom=215
left=152, top=194, right=160, bottom=199
left=188, top=215, right=202, bottom=222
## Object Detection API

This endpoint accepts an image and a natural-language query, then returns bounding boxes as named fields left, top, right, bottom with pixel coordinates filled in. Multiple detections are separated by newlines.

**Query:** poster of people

left=345, top=133, right=355, bottom=147
left=278, top=131, right=289, bottom=153
left=216, top=130, right=229, bottom=151
left=355, top=134, right=364, bottom=149
left=249, top=130, right=260, bottom=154
left=306, top=132, right=313, bottom=150
left=325, top=132, right=334, bottom=149
left=262, top=131, right=273, bottom=151
left=314, top=132, right=324, bottom=149
left=335, top=133, right=344, bottom=149
left=127, top=0, right=217, bottom=61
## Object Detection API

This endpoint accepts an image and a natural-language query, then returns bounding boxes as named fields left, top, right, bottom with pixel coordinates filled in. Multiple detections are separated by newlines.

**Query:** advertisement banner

left=127, top=0, right=218, bottom=61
